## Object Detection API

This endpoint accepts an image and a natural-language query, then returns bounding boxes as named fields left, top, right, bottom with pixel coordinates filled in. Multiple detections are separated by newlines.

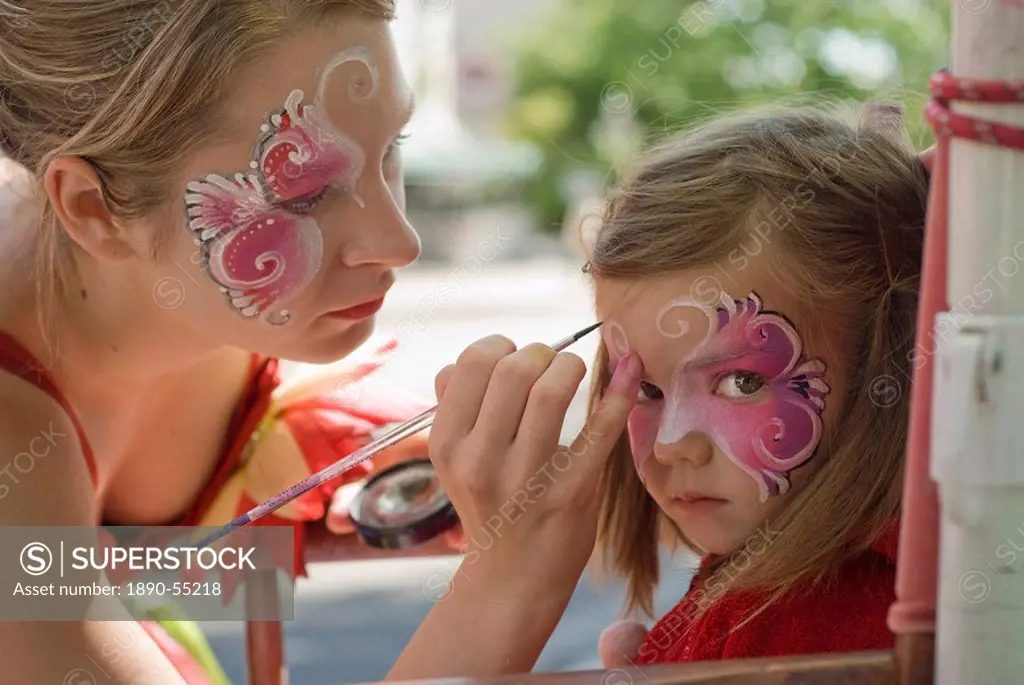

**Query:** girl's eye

left=638, top=380, right=664, bottom=401
left=715, top=371, right=766, bottom=399
left=277, top=184, right=332, bottom=215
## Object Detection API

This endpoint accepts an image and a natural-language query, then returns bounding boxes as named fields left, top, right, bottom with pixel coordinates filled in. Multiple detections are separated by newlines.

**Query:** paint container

left=349, top=458, right=458, bottom=549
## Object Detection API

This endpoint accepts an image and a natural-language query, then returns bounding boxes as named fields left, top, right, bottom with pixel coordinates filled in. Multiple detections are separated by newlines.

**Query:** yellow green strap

left=146, top=605, right=232, bottom=685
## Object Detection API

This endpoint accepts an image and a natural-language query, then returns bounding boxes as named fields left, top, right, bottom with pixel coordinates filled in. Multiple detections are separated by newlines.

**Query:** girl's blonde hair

left=0, top=0, right=394, bottom=337
left=588, top=102, right=928, bottom=619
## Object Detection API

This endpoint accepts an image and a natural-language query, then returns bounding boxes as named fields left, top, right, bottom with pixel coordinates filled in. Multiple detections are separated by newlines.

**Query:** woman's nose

left=653, top=431, right=714, bottom=467
left=341, top=181, right=421, bottom=268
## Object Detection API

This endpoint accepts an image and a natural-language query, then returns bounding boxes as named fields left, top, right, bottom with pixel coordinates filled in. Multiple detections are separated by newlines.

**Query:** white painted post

left=931, top=2, right=1024, bottom=684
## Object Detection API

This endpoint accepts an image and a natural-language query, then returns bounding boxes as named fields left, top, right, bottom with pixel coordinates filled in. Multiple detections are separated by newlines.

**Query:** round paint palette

left=350, top=458, right=458, bottom=549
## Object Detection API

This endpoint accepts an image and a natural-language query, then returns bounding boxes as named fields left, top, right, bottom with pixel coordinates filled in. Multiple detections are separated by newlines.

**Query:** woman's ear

left=43, top=156, right=145, bottom=263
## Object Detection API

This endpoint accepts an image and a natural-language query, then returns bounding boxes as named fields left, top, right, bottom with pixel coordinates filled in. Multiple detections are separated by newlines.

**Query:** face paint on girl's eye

left=184, top=48, right=375, bottom=325
left=621, top=296, right=712, bottom=487
left=633, top=292, right=830, bottom=503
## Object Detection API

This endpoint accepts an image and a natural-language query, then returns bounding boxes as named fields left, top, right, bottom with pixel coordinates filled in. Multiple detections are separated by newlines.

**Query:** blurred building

left=392, top=0, right=564, bottom=263
left=450, top=0, right=561, bottom=139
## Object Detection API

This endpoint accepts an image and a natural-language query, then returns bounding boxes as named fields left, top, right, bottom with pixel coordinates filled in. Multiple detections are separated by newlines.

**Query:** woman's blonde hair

left=0, top=0, right=394, bottom=336
left=588, top=102, right=928, bottom=619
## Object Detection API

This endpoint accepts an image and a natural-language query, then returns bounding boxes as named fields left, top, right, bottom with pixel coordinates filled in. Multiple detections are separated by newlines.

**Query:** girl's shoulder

left=639, top=522, right=899, bottom=664
left=713, top=542, right=897, bottom=660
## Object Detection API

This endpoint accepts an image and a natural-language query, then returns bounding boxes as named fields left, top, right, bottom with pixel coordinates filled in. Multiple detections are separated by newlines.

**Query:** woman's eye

left=715, top=371, right=766, bottom=399
left=278, top=185, right=330, bottom=215
left=385, top=132, right=410, bottom=163
left=638, top=380, right=664, bottom=401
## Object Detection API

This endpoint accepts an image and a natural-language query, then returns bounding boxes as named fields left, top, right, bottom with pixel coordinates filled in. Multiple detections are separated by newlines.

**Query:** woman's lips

left=328, top=296, right=385, bottom=320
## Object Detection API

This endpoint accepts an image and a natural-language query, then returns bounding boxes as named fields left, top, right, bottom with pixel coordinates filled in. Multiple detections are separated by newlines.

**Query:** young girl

left=588, top=103, right=929, bottom=664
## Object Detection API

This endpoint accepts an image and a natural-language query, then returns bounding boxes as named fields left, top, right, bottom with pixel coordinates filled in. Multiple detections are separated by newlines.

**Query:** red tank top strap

left=0, top=331, right=99, bottom=487
left=174, top=353, right=281, bottom=526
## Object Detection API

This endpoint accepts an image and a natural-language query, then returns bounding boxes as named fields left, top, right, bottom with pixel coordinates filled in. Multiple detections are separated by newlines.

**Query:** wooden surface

left=895, top=633, right=933, bottom=685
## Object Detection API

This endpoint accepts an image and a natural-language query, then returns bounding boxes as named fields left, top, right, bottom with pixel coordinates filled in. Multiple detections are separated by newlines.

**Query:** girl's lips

left=328, top=296, right=385, bottom=320
left=677, top=491, right=723, bottom=503
left=671, top=493, right=727, bottom=514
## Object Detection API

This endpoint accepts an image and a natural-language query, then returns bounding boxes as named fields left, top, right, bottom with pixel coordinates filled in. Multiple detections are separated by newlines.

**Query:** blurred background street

left=203, top=0, right=951, bottom=679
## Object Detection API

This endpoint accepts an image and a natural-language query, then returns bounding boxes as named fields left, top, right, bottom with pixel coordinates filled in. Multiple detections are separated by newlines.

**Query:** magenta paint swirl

left=632, top=292, right=830, bottom=502
left=184, top=49, right=373, bottom=324
left=706, top=293, right=829, bottom=499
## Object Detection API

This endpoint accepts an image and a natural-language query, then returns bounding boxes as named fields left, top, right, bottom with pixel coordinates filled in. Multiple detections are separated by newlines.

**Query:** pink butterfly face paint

left=185, top=48, right=375, bottom=325
left=627, top=292, right=830, bottom=502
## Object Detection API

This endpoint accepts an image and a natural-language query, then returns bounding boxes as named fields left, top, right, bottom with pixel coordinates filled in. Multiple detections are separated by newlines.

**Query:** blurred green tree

left=506, top=0, right=950, bottom=230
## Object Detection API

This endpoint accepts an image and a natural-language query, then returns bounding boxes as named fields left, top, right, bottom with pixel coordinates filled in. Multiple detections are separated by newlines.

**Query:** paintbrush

left=194, top=321, right=603, bottom=548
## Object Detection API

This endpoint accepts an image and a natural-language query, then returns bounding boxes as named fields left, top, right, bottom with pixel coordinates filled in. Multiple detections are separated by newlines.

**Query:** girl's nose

left=653, top=431, right=714, bottom=467
left=341, top=182, right=421, bottom=268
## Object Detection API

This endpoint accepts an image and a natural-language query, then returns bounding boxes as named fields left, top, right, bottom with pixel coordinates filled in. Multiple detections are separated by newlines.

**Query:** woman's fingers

left=562, top=353, right=642, bottom=489
left=434, top=364, right=455, bottom=401
left=326, top=481, right=363, bottom=535
left=474, top=343, right=557, bottom=447
left=431, top=335, right=517, bottom=453
left=427, top=336, right=642, bottom=578
left=514, top=351, right=587, bottom=460
left=444, top=524, right=466, bottom=551
left=325, top=509, right=357, bottom=535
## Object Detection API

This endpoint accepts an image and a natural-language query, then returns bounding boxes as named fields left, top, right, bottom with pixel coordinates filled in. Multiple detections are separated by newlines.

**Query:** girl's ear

left=858, top=101, right=904, bottom=135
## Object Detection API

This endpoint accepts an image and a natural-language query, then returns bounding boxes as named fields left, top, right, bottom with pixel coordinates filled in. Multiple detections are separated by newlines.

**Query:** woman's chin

left=255, top=314, right=377, bottom=364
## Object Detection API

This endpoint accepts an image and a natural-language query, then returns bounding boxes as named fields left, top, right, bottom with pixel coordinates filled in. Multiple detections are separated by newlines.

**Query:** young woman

left=0, top=1, right=638, bottom=682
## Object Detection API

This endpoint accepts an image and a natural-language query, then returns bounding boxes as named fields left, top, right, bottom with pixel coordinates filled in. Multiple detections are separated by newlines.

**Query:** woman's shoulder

left=0, top=334, right=72, bottom=430
left=0, top=328, right=100, bottom=476
left=0, top=365, right=97, bottom=524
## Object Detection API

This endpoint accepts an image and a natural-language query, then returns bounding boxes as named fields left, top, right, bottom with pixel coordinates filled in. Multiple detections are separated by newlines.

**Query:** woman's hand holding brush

left=430, top=336, right=641, bottom=577
left=389, top=334, right=643, bottom=680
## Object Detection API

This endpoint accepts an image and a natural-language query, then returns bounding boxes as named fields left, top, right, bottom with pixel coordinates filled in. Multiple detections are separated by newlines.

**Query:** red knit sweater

left=635, top=522, right=899, bottom=664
